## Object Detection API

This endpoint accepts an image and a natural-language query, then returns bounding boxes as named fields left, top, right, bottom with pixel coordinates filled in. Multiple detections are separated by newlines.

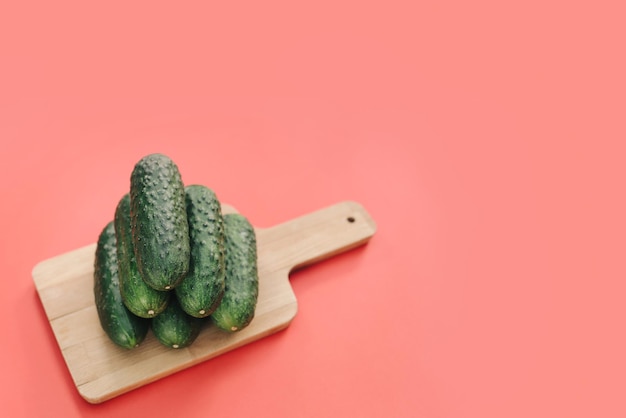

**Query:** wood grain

left=32, top=201, right=376, bottom=403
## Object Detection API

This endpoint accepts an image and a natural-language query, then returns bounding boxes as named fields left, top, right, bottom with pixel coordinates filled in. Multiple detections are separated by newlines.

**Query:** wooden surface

left=32, top=201, right=376, bottom=404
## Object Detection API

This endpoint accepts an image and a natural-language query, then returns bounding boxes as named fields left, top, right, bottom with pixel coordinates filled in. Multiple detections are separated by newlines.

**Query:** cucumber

left=151, top=296, right=202, bottom=349
left=115, top=194, right=170, bottom=318
left=211, top=213, right=259, bottom=332
left=130, top=153, right=190, bottom=291
left=175, top=185, right=225, bottom=318
left=94, top=221, right=149, bottom=349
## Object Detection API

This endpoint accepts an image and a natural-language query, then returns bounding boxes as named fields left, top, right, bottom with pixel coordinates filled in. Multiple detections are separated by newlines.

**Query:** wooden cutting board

left=32, top=201, right=376, bottom=404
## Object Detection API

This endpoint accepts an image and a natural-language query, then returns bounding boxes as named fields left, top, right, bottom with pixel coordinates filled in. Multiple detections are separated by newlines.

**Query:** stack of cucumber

left=93, top=153, right=259, bottom=350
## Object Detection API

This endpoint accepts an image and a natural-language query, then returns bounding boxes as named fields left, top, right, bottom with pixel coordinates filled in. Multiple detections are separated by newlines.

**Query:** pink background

left=2, top=1, right=625, bottom=417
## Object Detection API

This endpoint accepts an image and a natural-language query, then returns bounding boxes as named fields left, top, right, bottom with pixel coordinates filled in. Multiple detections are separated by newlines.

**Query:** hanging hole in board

left=347, top=216, right=356, bottom=223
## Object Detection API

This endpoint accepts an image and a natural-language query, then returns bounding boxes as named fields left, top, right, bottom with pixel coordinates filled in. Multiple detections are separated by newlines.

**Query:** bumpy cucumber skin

left=130, top=153, right=190, bottom=291
left=211, top=213, right=259, bottom=332
left=94, top=222, right=149, bottom=349
left=151, top=296, right=202, bottom=349
left=175, top=185, right=225, bottom=318
left=115, top=194, right=170, bottom=318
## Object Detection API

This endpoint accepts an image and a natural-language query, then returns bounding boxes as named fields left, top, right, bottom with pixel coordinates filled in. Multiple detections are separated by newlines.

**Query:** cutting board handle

left=257, top=200, right=377, bottom=274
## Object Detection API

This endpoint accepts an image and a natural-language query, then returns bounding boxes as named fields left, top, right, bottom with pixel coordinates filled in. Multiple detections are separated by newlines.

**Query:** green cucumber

left=94, top=222, right=149, bottom=349
left=211, top=213, right=259, bottom=332
left=151, top=296, right=202, bottom=349
left=115, top=194, right=170, bottom=318
left=130, top=153, right=190, bottom=291
left=175, top=185, right=225, bottom=318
